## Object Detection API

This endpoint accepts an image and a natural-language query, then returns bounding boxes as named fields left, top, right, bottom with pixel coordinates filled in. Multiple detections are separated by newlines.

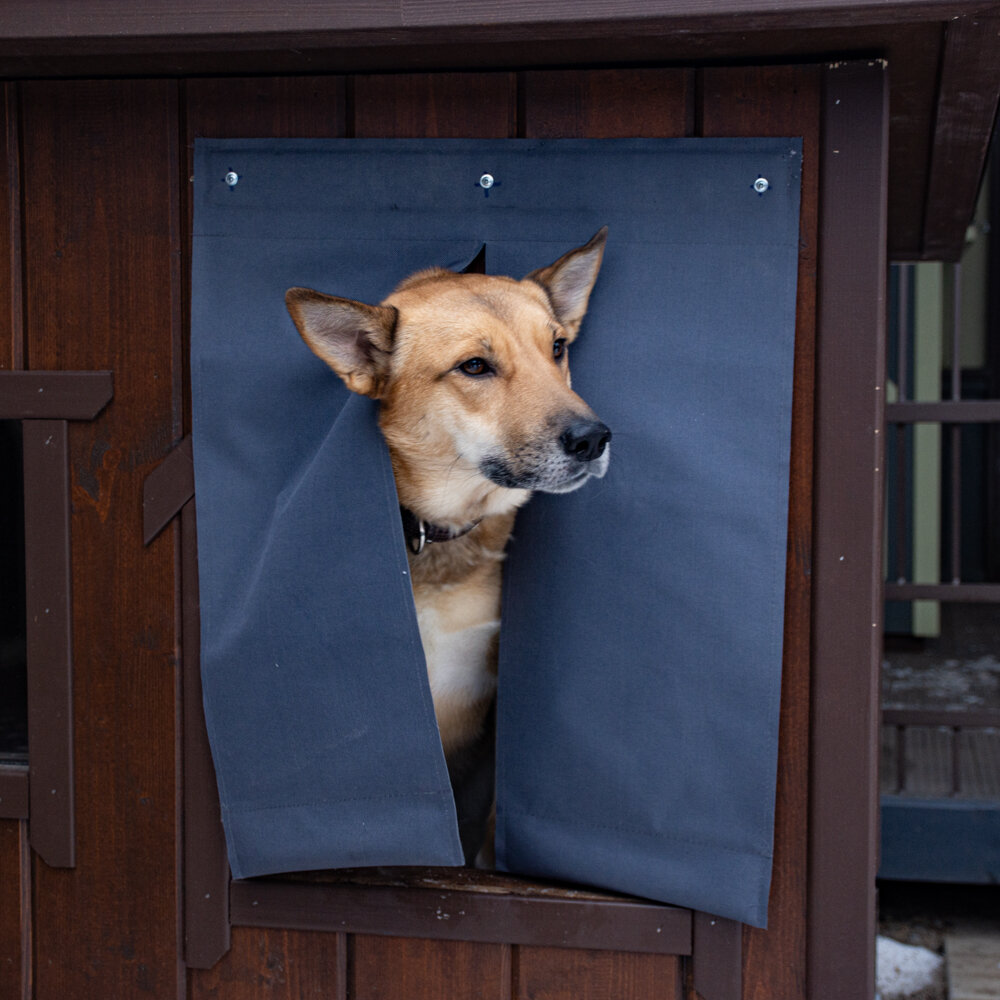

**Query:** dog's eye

left=553, top=338, right=567, bottom=360
left=458, top=357, right=491, bottom=377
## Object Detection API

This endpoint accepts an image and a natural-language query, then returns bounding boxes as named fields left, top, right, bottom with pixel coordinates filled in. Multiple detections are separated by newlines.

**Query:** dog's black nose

left=560, top=419, right=612, bottom=463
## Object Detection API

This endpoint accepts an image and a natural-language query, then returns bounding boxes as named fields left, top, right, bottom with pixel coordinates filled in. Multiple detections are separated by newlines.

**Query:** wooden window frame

left=0, top=371, right=113, bottom=869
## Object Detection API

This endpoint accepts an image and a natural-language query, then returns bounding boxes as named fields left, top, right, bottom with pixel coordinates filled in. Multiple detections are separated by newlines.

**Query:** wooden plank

left=186, top=76, right=347, bottom=141
left=883, top=708, right=1000, bottom=728
left=882, top=723, right=1000, bottom=800
left=22, top=419, right=74, bottom=868
left=233, top=878, right=691, bottom=955
left=522, top=68, right=692, bottom=137
left=21, top=78, right=182, bottom=999
left=0, top=767, right=28, bottom=819
left=353, top=72, right=515, bottom=137
left=946, top=930, right=1000, bottom=1000
left=881, top=24, right=942, bottom=259
left=700, top=63, right=821, bottom=1000
left=0, top=820, right=30, bottom=1000
left=693, top=912, right=742, bottom=1000
left=887, top=399, right=1000, bottom=423
left=142, top=436, right=193, bottom=545
left=181, top=502, right=230, bottom=971
left=880, top=725, right=900, bottom=794
left=0, top=371, right=114, bottom=419
left=922, top=13, right=1000, bottom=260
left=190, top=926, right=346, bottom=1000
left=351, top=935, right=509, bottom=1000
left=1, top=82, right=21, bottom=370
left=809, top=61, right=888, bottom=1000
left=885, top=583, right=1000, bottom=602
left=0, top=0, right=980, bottom=44
left=899, top=726, right=954, bottom=797
left=957, top=730, right=1000, bottom=799
left=515, top=945, right=682, bottom=1000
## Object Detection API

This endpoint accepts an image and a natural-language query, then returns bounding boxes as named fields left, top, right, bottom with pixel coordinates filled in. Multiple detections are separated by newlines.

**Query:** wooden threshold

left=231, top=867, right=693, bottom=956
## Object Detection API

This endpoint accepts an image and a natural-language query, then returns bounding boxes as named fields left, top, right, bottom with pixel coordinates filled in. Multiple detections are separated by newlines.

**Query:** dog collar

left=399, top=506, right=480, bottom=555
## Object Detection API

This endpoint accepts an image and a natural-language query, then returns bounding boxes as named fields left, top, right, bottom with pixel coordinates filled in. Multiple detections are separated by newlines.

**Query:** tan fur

left=285, top=230, right=610, bottom=814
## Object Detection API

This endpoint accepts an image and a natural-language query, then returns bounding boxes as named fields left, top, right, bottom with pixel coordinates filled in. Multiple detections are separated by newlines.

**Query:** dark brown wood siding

left=21, top=78, right=184, bottom=999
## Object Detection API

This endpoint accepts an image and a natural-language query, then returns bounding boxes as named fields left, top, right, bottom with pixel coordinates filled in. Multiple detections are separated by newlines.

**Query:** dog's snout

left=560, top=419, right=612, bottom=463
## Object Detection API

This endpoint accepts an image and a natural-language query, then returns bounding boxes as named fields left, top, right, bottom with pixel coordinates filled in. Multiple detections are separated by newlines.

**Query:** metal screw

left=753, top=177, right=769, bottom=194
left=225, top=171, right=239, bottom=187
left=479, top=173, right=495, bottom=190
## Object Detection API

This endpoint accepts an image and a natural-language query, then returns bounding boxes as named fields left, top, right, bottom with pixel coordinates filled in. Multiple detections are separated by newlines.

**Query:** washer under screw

left=753, top=177, right=770, bottom=194
left=479, top=173, right=495, bottom=190
left=225, top=171, right=239, bottom=188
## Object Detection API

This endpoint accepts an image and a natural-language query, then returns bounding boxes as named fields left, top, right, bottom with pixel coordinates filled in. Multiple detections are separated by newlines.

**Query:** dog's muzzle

left=479, top=417, right=612, bottom=494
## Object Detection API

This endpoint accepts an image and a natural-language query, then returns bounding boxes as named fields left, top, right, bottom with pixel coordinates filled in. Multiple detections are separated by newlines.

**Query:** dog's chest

left=411, top=565, right=502, bottom=755
left=418, top=606, right=499, bottom=704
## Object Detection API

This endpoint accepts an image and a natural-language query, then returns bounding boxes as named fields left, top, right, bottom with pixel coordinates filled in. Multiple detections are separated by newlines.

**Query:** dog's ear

left=526, top=226, right=607, bottom=338
left=285, top=288, right=397, bottom=398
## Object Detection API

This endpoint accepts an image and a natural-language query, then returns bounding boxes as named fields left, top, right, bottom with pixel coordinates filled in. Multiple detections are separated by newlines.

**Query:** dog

left=285, top=228, right=611, bottom=863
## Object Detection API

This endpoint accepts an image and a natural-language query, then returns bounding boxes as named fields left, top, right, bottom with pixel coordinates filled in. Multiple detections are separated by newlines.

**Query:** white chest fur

left=419, top=608, right=499, bottom=705
left=413, top=578, right=502, bottom=758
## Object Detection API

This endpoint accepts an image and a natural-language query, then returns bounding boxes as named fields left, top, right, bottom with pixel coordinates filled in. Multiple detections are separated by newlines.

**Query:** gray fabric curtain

left=191, top=138, right=801, bottom=926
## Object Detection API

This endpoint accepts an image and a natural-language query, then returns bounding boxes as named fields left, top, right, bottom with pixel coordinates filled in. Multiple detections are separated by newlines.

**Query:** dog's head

left=286, top=229, right=611, bottom=523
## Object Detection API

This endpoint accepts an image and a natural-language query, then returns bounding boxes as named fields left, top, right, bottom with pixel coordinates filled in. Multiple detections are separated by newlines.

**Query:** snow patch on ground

left=877, top=935, right=945, bottom=1000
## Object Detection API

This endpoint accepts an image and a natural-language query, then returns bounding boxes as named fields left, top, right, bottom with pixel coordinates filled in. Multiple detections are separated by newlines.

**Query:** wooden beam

left=0, top=766, right=28, bottom=819
left=887, top=399, right=1000, bottom=423
left=0, top=371, right=113, bottom=420
left=921, top=13, right=1000, bottom=260
left=231, top=878, right=693, bottom=955
left=142, top=436, right=193, bottom=545
left=22, top=419, right=75, bottom=868
left=885, top=582, right=1000, bottom=602
left=0, top=0, right=980, bottom=44
left=809, top=60, right=888, bottom=1000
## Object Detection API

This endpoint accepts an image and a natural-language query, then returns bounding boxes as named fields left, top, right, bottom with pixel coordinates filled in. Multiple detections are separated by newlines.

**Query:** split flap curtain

left=191, top=138, right=801, bottom=927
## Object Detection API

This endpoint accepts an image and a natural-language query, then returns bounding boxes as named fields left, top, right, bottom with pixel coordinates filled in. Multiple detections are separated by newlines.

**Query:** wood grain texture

left=700, top=64, right=820, bottom=1000
left=232, top=877, right=691, bottom=955
left=23, top=419, right=75, bottom=869
left=351, top=935, right=509, bottom=1000
left=0, top=768, right=28, bottom=819
left=921, top=13, right=1000, bottom=259
left=692, top=912, right=742, bottom=1000
left=1, top=82, right=21, bottom=369
left=877, top=23, right=942, bottom=258
left=0, top=820, right=29, bottom=1000
left=0, top=371, right=114, bottom=419
left=21, top=78, right=183, bottom=999
left=186, top=76, right=347, bottom=141
left=190, top=926, right=345, bottom=999
left=809, top=62, right=887, bottom=1000
left=522, top=69, right=693, bottom=138
left=516, top=946, right=682, bottom=1000
left=353, top=72, right=516, bottom=137
left=0, top=0, right=976, bottom=42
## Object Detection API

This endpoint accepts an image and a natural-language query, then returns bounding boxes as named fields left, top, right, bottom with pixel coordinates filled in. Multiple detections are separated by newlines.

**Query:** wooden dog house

left=1, top=4, right=998, bottom=999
